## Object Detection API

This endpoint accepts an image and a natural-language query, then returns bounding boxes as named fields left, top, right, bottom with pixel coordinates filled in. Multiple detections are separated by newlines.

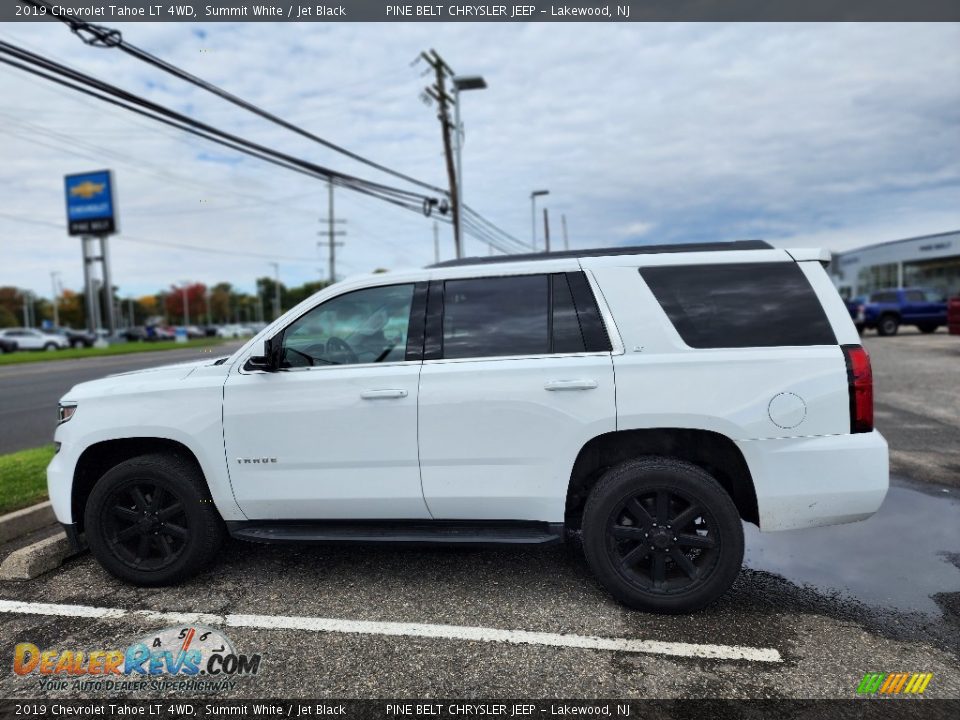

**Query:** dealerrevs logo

left=13, top=625, right=261, bottom=692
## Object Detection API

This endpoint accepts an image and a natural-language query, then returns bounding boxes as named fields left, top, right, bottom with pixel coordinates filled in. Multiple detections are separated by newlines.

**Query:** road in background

left=0, top=342, right=242, bottom=454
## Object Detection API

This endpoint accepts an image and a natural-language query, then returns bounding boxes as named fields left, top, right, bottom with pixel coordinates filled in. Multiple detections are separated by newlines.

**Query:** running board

left=227, top=521, right=564, bottom=546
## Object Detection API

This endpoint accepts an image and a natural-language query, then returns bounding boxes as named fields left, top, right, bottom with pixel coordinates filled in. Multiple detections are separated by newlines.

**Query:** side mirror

left=243, top=337, right=279, bottom=372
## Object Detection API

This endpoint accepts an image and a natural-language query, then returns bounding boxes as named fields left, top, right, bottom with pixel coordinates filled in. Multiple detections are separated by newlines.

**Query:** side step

left=227, top=521, right=564, bottom=546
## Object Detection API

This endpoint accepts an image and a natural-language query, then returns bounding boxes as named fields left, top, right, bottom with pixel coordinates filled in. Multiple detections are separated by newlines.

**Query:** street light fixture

left=530, top=190, right=549, bottom=250
left=452, top=74, right=487, bottom=259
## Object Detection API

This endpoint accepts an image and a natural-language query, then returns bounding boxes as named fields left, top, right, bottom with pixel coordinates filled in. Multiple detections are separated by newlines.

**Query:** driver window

left=281, top=284, right=415, bottom=368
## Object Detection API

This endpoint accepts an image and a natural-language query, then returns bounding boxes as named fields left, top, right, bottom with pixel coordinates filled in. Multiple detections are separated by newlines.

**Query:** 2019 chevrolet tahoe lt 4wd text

left=48, top=241, right=889, bottom=613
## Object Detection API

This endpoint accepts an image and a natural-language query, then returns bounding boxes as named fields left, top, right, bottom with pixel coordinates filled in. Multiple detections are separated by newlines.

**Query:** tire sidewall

left=85, top=459, right=213, bottom=585
left=582, top=459, right=744, bottom=613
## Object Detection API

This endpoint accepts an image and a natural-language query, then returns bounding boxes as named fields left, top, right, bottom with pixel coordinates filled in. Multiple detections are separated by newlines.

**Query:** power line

left=24, top=0, right=449, bottom=196
left=0, top=41, right=444, bottom=217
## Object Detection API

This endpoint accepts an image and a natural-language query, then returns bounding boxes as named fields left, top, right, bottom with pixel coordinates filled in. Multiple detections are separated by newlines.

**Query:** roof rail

left=428, top=240, right=773, bottom=268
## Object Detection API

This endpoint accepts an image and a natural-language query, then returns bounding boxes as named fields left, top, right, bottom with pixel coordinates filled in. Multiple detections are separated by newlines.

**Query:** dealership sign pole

left=64, top=170, right=118, bottom=336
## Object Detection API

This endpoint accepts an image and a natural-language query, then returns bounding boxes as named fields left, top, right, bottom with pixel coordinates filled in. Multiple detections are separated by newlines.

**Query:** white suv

left=48, top=241, right=888, bottom=613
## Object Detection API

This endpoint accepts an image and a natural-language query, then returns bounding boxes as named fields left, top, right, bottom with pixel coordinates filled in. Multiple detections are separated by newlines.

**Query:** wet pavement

left=744, top=476, right=960, bottom=616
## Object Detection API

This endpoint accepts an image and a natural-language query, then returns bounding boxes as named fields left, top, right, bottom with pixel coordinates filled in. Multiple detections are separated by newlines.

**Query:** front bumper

left=738, top=430, right=889, bottom=532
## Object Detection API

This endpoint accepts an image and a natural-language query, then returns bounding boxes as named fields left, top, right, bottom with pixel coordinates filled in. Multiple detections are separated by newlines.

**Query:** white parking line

left=0, top=598, right=781, bottom=663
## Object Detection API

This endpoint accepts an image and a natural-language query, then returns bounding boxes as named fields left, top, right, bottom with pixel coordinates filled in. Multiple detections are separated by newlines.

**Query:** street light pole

left=50, top=271, right=61, bottom=327
left=452, top=75, right=487, bottom=259
left=530, top=190, right=549, bottom=250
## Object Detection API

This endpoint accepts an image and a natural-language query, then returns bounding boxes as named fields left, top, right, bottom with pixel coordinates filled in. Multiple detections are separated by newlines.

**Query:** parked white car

left=48, top=241, right=888, bottom=612
left=216, top=324, right=255, bottom=339
left=0, top=328, right=69, bottom=351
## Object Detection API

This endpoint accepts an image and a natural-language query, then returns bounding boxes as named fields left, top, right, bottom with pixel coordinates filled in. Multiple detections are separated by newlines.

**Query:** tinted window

left=904, top=290, right=924, bottom=302
left=442, top=275, right=549, bottom=359
left=551, top=274, right=586, bottom=353
left=281, top=284, right=415, bottom=368
left=640, top=262, right=836, bottom=348
left=870, top=292, right=897, bottom=303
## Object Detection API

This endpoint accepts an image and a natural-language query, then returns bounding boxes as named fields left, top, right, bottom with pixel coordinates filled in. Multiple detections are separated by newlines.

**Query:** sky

left=1, top=21, right=959, bottom=298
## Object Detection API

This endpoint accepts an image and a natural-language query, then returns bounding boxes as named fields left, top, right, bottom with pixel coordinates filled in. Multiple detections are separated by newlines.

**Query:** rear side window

left=871, top=291, right=897, bottom=303
left=442, top=275, right=549, bottom=359
left=639, top=262, right=836, bottom=348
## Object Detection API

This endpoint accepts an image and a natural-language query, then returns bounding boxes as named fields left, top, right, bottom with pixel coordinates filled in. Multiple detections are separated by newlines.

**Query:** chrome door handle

left=360, top=389, right=408, bottom=400
left=544, top=379, right=599, bottom=391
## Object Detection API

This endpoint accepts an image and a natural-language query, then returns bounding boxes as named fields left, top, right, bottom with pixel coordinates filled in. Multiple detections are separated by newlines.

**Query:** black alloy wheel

left=606, top=488, right=719, bottom=593
left=101, top=482, right=190, bottom=571
left=582, top=457, right=743, bottom=613
left=85, top=453, right=225, bottom=585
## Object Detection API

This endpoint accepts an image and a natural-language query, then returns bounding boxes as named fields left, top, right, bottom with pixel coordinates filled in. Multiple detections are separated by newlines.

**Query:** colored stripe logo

left=857, top=672, right=933, bottom=695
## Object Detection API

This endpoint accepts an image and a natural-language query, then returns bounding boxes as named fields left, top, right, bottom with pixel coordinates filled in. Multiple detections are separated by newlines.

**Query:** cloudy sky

left=1, top=21, right=959, bottom=298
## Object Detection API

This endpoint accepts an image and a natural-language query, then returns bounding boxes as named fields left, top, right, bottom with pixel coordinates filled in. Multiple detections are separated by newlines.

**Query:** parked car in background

left=185, top=326, right=207, bottom=340
left=862, top=287, right=948, bottom=336
left=0, top=336, right=16, bottom=353
left=844, top=297, right=865, bottom=335
left=121, top=327, right=147, bottom=342
left=216, top=324, right=255, bottom=339
left=49, top=327, right=96, bottom=348
left=145, top=326, right=176, bottom=341
left=0, top=328, right=69, bottom=351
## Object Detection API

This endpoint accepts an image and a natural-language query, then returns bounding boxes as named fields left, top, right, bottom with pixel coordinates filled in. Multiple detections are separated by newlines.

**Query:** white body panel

left=47, top=247, right=888, bottom=537
left=222, top=361, right=429, bottom=519
left=418, top=353, right=615, bottom=521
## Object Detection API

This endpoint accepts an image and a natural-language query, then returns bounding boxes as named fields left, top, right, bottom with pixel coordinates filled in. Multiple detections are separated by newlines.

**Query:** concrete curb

left=0, top=532, right=74, bottom=580
left=0, top=501, right=56, bottom=545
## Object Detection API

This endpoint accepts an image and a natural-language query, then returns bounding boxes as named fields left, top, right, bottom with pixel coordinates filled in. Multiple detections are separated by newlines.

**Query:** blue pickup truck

left=863, top=287, right=948, bottom=336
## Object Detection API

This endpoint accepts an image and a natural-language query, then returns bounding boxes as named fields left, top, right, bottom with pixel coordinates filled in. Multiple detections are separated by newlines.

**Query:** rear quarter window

left=639, top=262, right=836, bottom=348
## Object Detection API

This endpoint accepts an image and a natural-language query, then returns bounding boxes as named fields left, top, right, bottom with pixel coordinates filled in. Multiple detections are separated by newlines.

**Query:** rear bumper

left=737, top=430, right=889, bottom=531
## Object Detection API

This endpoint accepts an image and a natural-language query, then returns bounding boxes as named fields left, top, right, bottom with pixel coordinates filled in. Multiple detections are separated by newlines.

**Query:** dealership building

left=829, top=230, right=960, bottom=300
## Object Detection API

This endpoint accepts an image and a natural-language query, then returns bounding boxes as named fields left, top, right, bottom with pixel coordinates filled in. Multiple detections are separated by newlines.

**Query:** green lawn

left=0, top=445, right=55, bottom=515
left=0, top=338, right=227, bottom=366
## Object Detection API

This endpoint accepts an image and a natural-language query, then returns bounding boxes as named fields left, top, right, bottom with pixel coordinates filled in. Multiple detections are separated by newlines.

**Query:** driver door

left=222, top=282, right=431, bottom=520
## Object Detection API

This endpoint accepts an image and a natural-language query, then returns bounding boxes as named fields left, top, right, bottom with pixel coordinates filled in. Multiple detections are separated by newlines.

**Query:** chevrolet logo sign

left=69, top=180, right=106, bottom=199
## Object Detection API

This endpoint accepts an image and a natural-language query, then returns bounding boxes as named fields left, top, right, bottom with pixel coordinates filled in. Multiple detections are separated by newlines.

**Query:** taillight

left=842, top=345, right=873, bottom=433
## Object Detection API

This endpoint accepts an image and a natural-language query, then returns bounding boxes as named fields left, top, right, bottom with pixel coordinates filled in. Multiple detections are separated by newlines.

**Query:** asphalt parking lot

left=0, top=331, right=958, bottom=699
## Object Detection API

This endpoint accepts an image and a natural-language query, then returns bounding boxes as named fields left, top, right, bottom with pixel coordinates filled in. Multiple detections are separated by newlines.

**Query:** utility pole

left=433, top=221, right=440, bottom=264
left=22, top=290, right=29, bottom=328
left=421, top=49, right=461, bottom=258
left=561, top=214, right=569, bottom=251
left=50, top=271, right=61, bottom=327
left=543, top=208, right=551, bottom=254
left=269, top=262, right=281, bottom=320
left=318, top=181, right=346, bottom=284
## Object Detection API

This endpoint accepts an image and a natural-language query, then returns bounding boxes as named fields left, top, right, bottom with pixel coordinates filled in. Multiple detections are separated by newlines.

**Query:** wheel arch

left=72, top=438, right=210, bottom=532
left=565, top=428, right=759, bottom=529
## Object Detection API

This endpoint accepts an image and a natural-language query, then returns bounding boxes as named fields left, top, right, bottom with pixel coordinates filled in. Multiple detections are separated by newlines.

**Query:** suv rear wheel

left=877, top=314, right=900, bottom=336
left=84, top=453, right=226, bottom=586
left=582, top=457, right=743, bottom=613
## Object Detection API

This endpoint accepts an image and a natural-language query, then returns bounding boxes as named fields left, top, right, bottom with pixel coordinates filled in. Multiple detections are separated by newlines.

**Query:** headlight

left=58, top=403, right=77, bottom=424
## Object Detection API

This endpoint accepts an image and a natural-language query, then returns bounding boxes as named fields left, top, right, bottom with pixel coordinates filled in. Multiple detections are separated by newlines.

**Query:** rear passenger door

left=417, top=272, right=616, bottom=522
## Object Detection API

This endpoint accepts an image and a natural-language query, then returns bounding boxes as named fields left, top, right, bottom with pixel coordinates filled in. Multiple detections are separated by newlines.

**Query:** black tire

left=84, top=453, right=226, bottom=586
left=917, top=324, right=938, bottom=334
left=876, top=315, right=899, bottom=336
left=43, top=343, right=58, bottom=352
left=581, top=457, right=743, bottom=614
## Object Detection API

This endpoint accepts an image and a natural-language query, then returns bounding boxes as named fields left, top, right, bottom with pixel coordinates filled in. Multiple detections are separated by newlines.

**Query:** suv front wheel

left=85, top=453, right=226, bottom=586
left=582, top=457, right=743, bottom=614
